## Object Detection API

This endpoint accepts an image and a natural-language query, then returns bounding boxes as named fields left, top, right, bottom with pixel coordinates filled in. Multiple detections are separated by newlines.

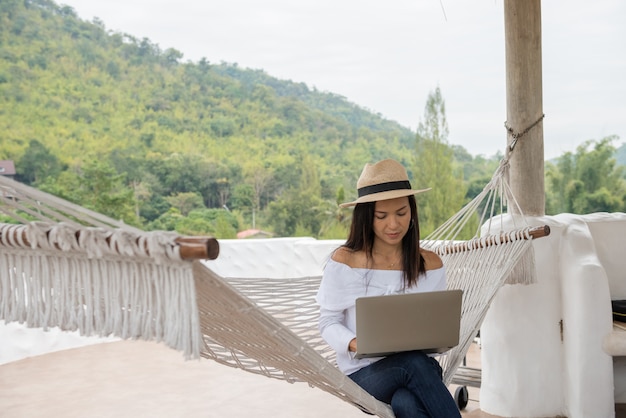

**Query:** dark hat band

left=357, top=180, right=412, bottom=198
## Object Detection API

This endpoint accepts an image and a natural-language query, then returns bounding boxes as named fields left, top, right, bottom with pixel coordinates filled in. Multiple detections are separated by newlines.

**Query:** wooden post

left=504, top=0, right=545, bottom=216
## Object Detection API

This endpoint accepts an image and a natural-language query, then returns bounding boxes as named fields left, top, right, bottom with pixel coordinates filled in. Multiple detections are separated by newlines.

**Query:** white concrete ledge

left=603, top=322, right=626, bottom=357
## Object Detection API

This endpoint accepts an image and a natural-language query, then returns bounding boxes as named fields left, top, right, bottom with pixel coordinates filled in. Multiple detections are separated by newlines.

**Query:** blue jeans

left=348, top=351, right=461, bottom=418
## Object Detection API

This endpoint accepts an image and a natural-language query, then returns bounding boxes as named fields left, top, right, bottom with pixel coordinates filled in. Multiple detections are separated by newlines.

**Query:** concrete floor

left=0, top=338, right=490, bottom=417
left=455, top=342, right=482, bottom=417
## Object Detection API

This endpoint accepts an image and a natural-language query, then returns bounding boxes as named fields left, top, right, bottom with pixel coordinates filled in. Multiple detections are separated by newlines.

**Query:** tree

left=242, top=161, right=274, bottom=228
left=15, top=139, right=65, bottom=185
left=266, top=189, right=323, bottom=237
left=230, top=182, right=255, bottom=229
left=266, top=155, right=324, bottom=237
left=546, top=136, right=626, bottom=214
left=163, top=48, right=183, bottom=66
left=38, top=159, right=139, bottom=226
left=146, top=207, right=238, bottom=237
left=165, top=192, right=205, bottom=216
left=413, top=87, right=468, bottom=237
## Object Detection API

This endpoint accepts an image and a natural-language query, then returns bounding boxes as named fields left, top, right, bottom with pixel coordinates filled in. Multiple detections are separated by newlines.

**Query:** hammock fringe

left=505, top=245, right=537, bottom=285
left=0, top=222, right=205, bottom=360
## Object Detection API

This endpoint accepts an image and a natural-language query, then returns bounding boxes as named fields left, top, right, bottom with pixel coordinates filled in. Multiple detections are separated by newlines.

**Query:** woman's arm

left=319, top=307, right=356, bottom=354
left=317, top=248, right=365, bottom=354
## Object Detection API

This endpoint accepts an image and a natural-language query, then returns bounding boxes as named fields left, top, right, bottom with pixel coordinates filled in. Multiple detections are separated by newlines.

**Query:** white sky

left=60, top=0, right=625, bottom=159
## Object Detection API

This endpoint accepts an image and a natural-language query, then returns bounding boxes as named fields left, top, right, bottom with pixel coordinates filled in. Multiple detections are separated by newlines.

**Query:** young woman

left=316, top=159, right=461, bottom=417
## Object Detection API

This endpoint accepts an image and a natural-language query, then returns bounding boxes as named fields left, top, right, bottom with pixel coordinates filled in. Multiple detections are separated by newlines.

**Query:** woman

left=316, top=159, right=461, bottom=417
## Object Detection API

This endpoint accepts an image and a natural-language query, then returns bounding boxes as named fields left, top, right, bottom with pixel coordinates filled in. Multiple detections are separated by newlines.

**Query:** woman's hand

left=348, top=338, right=357, bottom=352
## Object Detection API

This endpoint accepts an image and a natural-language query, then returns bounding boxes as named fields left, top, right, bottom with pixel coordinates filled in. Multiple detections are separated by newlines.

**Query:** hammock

left=0, top=159, right=549, bottom=418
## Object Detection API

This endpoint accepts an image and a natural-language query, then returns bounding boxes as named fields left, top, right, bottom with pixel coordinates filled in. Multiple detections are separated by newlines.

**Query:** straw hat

left=340, top=159, right=430, bottom=208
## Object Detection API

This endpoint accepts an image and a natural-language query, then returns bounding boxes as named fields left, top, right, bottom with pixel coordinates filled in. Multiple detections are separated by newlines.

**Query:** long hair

left=343, top=195, right=425, bottom=287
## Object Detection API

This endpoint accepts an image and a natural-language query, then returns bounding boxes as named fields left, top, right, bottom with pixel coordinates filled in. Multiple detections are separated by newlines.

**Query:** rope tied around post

left=504, top=113, right=545, bottom=152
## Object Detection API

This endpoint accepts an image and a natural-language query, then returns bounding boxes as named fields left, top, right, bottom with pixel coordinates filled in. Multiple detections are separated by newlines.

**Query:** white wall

left=205, top=237, right=342, bottom=278
left=0, top=321, right=117, bottom=365
left=479, top=214, right=564, bottom=416
left=481, top=213, right=625, bottom=418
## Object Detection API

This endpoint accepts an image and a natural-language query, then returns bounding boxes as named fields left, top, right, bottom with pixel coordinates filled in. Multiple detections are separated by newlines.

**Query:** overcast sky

left=60, top=0, right=625, bottom=159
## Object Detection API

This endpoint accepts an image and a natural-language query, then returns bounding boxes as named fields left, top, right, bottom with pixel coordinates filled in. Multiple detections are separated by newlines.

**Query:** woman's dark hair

left=343, top=195, right=425, bottom=287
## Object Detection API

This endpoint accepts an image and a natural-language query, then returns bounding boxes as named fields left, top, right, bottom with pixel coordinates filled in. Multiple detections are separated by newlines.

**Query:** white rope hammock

left=421, top=158, right=547, bottom=386
left=0, top=159, right=549, bottom=417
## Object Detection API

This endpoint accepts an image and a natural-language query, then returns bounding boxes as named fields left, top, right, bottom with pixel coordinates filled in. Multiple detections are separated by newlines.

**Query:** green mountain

left=2, top=0, right=454, bottom=237
left=0, top=0, right=416, bottom=186
left=3, top=0, right=621, bottom=237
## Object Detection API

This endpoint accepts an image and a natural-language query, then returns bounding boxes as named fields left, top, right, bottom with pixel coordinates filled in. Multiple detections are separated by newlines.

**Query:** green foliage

left=14, top=139, right=65, bottom=185
left=0, top=214, right=20, bottom=224
left=37, top=158, right=140, bottom=226
left=165, top=192, right=205, bottom=216
left=546, top=136, right=626, bottom=214
left=148, top=207, right=238, bottom=238
left=413, top=87, right=470, bottom=238
left=1, top=0, right=623, bottom=240
left=266, top=188, right=324, bottom=237
left=317, top=199, right=350, bottom=239
left=0, top=0, right=426, bottom=236
left=147, top=208, right=184, bottom=231
left=318, top=222, right=349, bottom=240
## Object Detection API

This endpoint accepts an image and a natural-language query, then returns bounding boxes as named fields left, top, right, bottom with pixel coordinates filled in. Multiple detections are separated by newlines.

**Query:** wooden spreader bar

left=0, top=223, right=219, bottom=261
left=437, top=225, right=550, bottom=255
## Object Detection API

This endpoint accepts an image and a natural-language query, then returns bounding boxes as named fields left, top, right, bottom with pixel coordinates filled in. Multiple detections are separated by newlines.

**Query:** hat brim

left=339, top=188, right=431, bottom=208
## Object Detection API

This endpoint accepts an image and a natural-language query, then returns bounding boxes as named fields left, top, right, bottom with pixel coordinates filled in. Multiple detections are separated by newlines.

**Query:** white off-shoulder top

left=316, top=258, right=447, bottom=375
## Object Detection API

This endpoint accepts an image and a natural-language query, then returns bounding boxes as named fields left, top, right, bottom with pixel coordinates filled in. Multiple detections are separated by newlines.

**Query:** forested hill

left=0, top=0, right=415, bottom=175
left=1, top=0, right=624, bottom=238
left=0, top=0, right=435, bottom=235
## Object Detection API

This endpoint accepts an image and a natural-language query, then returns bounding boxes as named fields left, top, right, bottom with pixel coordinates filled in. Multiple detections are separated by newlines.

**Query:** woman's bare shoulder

left=332, top=247, right=366, bottom=268
left=420, top=248, right=443, bottom=271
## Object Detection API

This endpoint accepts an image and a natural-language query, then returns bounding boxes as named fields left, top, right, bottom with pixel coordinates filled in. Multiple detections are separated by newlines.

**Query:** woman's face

left=372, top=196, right=411, bottom=247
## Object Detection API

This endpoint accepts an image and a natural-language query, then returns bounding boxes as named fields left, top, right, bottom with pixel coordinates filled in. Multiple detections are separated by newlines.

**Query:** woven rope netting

left=421, top=159, right=544, bottom=385
left=0, top=158, right=547, bottom=418
left=191, top=159, right=545, bottom=392
left=193, top=263, right=395, bottom=417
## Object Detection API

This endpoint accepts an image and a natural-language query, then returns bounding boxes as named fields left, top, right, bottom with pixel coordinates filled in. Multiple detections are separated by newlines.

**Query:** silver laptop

left=354, top=289, right=462, bottom=359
